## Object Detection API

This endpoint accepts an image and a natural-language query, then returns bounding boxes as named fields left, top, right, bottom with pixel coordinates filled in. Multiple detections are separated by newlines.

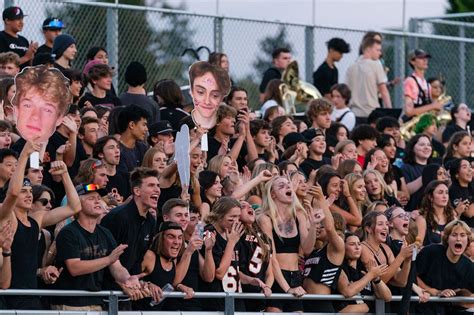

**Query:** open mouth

left=380, top=231, right=387, bottom=239
left=285, top=191, right=292, bottom=197
left=454, top=243, right=463, bottom=250
left=402, top=223, right=409, bottom=229
left=150, top=194, right=159, bottom=202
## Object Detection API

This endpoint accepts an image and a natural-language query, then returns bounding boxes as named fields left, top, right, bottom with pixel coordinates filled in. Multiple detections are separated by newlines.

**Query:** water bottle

left=149, top=283, right=174, bottom=307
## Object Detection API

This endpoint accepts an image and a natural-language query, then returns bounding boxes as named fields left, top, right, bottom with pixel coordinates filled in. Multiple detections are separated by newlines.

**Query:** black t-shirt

left=259, top=67, right=281, bottom=93
left=431, top=138, right=445, bottom=163
left=0, top=31, right=28, bottom=65
left=54, top=220, right=117, bottom=306
left=100, top=199, right=156, bottom=275
left=36, top=44, right=52, bottom=55
left=417, top=244, right=474, bottom=292
left=449, top=182, right=474, bottom=228
left=106, top=170, right=131, bottom=201
left=442, top=123, right=465, bottom=144
left=239, top=232, right=270, bottom=292
left=119, top=93, right=160, bottom=124
left=160, top=107, right=189, bottom=132
left=118, top=141, right=148, bottom=174
left=299, top=157, right=331, bottom=178
left=401, top=162, right=425, bottom=184
left=78, top=92, right=122, bottom=109
left=313, top=61, right=338, bottom=96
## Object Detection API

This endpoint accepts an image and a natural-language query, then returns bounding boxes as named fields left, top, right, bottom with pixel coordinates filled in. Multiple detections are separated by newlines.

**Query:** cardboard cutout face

left=189, top=61, right=231, bottom=130
left=13, top=66, right=71, bottom=143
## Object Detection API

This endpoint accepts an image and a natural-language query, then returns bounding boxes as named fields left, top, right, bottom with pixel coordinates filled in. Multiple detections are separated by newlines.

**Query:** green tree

left=253, top=26, right=292, bottom=77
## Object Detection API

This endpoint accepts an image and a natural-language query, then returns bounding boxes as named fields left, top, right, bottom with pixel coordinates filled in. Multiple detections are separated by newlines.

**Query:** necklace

left=363, top=241, right=381, bottom=257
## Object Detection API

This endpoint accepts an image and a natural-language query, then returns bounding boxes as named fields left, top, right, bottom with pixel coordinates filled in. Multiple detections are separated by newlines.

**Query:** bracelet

left=344, top=195, right=352, bottom=198
left=372, top=277, right=381, bottom=284
left=2, top=251, right=11, bottom=257
left=285, top=288, right=292, bottom=293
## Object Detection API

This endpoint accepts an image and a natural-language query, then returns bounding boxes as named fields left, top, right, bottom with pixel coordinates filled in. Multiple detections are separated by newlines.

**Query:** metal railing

left=0, top=289, right=473, bottom=315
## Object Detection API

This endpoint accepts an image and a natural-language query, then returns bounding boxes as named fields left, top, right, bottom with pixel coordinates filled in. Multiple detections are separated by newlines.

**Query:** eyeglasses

left=37, top=198, right=51, bottom=207
left=392, top=213, right=410, bottom=220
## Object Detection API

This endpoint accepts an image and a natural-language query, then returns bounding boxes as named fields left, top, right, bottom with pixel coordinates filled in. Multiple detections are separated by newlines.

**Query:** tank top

left=147, top=255, right=176, bottom=288
left=272, top=217, right=300, bottom=254
left=11, top=216, right=39, bottom=289
left=424, top=221, right=445, bottom=246
left=303, top=245, right=341, bottom=290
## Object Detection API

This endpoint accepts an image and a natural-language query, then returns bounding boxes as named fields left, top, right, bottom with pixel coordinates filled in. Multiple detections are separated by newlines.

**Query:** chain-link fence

left=5, top=0, right=474, bottom=110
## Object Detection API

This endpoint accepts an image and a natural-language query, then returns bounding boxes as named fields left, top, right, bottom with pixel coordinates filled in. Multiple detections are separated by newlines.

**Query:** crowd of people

left=0, top=5, right=471, bottom=314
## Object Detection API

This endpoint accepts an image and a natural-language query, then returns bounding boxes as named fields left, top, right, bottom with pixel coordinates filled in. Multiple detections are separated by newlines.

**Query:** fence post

left=108, top=293, right=119, bottom=315
left=408, top=18, right=418, bottom=50
left=224, top=293, right=235, bottom=315
left=375, top=298, right=385, bottom=315
left=459, top=25, right=466, bottom=104
left=304, top=26, right=314, bottom=82
left=214, top=16, right=224, bottom=52
left=3, top=0, right=14, bottom=8
left=106, top=4, right=119, bottom=89
left=393, top=35, right=405, bottom=108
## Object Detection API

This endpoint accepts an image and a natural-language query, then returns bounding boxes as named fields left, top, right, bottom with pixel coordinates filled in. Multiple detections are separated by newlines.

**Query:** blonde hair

left=345, top=172, right=368, bottom=210
left=363, top=169, right=394, bottom=198
left=442, top=220, right=471, bottom=247
left=261, top=176, right=303, bottom=236
left=334, top=140, right=356, bottom=155
left=208, top=155, right=232, bottom=178
left=205, top=196, right=241, bottom=226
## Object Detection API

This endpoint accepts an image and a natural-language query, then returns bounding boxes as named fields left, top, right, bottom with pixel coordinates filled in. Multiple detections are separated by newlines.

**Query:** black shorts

left=266, top=269, right=303, bottom=312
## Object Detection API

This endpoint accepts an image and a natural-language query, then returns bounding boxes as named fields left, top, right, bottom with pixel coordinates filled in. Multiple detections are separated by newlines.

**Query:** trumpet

left=400, top=94, right=452, bottom=141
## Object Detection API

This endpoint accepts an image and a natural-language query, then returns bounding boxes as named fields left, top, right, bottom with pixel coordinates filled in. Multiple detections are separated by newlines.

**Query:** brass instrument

left=400, top=93, right=453, bottom=140
left=279, top=61, right=322, bottom=114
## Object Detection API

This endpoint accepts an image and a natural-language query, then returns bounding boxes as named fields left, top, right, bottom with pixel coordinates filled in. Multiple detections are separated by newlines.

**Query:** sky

left=180, top=0, right=448, bottom=31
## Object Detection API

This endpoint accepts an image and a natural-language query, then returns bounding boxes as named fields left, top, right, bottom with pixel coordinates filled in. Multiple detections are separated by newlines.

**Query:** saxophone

left=400, top=93, right=452, bottom=141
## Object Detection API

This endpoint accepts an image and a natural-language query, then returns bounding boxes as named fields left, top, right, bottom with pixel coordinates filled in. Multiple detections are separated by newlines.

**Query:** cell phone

left=195, top=222, right=205, bottom=239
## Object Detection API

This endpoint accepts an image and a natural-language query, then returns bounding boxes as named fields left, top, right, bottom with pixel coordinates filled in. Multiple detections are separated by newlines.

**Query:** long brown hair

left=419, top=180, right=455, bottom=231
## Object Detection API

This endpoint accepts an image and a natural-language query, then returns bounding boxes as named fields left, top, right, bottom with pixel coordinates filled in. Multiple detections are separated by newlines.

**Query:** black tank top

left=272, top=217, right=300, bottom=254
left=148, top=255, right=176, bottom=288
left=303, top=245, right=341, bottom=290
left=11, top=217, right=39, bottom=289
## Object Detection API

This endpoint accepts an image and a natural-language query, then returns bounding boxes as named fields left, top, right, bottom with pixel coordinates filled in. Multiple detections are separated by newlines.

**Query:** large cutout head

left=13, top=65, right=72, bottom=142
left=188, top=61, right=231, bottom=130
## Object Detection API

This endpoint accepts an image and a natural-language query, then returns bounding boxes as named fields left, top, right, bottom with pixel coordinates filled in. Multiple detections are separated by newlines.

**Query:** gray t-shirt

left=345, top=57, right=387, bottom=118
left=119, top=92, right=160, bottom=123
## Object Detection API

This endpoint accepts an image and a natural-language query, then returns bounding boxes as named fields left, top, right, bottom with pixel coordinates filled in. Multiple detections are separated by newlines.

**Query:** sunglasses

left=91, top=160, right=103, bottom=170
left=37, top=198, right=51, bottom=207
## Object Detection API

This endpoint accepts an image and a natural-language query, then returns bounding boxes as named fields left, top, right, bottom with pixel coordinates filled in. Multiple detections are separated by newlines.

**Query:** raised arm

left=231, top=170, right=272, bottom=200
left=199, top=232, right=216, bottom=282
left=0, top=139, right=40, bottom=221
left=37, top=161, right=82, bottom=228
left=173, top=235, right=202, bottom=286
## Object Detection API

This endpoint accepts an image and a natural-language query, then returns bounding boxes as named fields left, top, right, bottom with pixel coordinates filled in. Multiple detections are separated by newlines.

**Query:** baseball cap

left=149, top=121, right=173, bottom=136
left=75, top=184, right=107, bottom=197
left=409, top=49, right=431, bottom=60
left=2, top=6, right=26, bottom=20
left=302, top=128, right=325, bottom=141
left=43, top=17, right=63, bottom=30
left=283, top=132, right=311, bottom=150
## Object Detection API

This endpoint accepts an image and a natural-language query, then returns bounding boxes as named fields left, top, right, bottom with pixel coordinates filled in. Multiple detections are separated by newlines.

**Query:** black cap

left=149, top=121, right=173, bottom=136
left=3, top=7, right=25, bottom=20
left=282, top=132, right=310, bottom=150
left=158, top=221, right=183, bottom=233
left=43, top=17, right=63, bottom=30
left=75, top=184, right=107, bottom=197
left=301, top=128, right=325, bottom=141
left=409, top=49, right=431, bottom=60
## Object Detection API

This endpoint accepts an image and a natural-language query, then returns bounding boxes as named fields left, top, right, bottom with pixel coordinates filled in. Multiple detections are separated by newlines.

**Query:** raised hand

left=258, top=169, right=273, bottom=183
left=226, top=221, right=244, bottom=245
left=49, top=161, right=68, bottom=176
left=108, top=244, right=128, bottom=265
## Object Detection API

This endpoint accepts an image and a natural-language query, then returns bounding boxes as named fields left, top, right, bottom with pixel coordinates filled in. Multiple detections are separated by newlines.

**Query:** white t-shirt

left=331, top=107, right=356, bottom=131
left=345, top=57, right=387, bottom=117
